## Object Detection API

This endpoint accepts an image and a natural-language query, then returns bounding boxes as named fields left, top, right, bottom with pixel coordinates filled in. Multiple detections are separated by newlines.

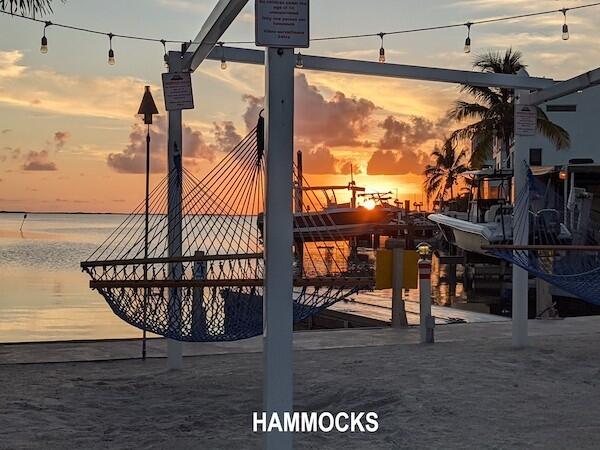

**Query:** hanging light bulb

left=561, top=9, right=570, bottom=41
left=161, top=39, right=169, bottom=68
left=464, top=23, right=472, bottom=53
left=107, top=33, right=115, bottom=65
left=40, top=21, right=51, bottom=54
left=295, top=52, right=304, bottom=68
left=219, top=42, right=227, bottom=70
left=378, top=33, right=386, bottom=63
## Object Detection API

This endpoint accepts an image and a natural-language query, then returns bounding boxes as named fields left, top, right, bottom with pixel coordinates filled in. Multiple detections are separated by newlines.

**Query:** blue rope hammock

left=486, top=166, right=600, bottom=305
left=82, top=122, right=373, bottom=341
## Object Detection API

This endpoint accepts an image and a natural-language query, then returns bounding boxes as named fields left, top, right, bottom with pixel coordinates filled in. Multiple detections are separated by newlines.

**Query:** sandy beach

left=1, top=320, right=600, bottom=449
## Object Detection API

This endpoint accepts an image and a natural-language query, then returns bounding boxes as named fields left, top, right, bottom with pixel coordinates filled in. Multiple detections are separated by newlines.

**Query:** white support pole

left=418, top=257, right=434, bottom=343
left=167, top=50, right=184, bottom=369
left=512, top=79, right=531, bottom=347
left=263, top=47, right=295, bottom=450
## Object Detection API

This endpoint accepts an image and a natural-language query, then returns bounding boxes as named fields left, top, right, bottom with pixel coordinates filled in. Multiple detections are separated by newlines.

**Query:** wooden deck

left=323, top=290, right=510, bottom=327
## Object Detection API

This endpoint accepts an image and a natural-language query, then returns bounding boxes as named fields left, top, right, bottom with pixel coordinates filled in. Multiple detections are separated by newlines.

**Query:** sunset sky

left=1, top=0, right=599, bottom=212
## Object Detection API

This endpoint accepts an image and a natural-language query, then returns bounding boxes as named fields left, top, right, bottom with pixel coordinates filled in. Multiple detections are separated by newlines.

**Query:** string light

left=107, top=33, right=115, bottom=65
left=295, top=52, right=304, bottom=68
left=2, top=1, right=599, bottom=63
left=464, top=22, right=472, bottom=54
left=219, top=42, right=227, bottom=70
left=378, top=32, right=385, bottom=63
left=40, top=20, right=51, bottom=54
left=561, top=8, right=570, bottom=41
left=161, top=39, right=169, bottom=68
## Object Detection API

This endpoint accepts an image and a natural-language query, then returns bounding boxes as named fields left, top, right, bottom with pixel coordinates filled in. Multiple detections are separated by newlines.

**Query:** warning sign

left=515, top=105, right=537, bottom=136
left=162, top=72, right=194, bottom=111
left=255, top=0, right=310, bottom=48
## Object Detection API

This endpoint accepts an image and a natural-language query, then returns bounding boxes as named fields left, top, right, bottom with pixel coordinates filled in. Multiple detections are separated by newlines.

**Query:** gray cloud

left=242, top=74, right=378, bottom=150
left=213, top=121, right=242, bottom=152
left=379, top=115, right=438, bottom=151
left=107, top=115, right=217, bottom=174
left=53, top=131, right=71, bottom=150
left=22, top=150, right=57, bottom=171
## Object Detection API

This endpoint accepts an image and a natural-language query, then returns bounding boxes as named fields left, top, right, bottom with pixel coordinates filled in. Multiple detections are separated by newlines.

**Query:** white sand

left=1, top=332, right=600, bottom=449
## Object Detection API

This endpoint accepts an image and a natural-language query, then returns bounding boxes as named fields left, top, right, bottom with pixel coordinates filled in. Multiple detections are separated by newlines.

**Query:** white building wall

left=505, top=85, right=600, bottom=167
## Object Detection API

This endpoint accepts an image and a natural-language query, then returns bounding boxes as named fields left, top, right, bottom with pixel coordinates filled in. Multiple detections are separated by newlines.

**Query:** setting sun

left=362, top=199, right=376, bottom=210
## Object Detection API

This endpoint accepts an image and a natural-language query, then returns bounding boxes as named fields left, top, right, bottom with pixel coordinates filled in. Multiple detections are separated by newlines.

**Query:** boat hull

left=429, top=213, right=571, bottom=256
left=429, top=213, right=509, bottom=256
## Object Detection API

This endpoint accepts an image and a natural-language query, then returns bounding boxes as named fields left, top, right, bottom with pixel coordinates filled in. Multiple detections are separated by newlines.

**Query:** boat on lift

left=429, top=168, right=571, bottom=256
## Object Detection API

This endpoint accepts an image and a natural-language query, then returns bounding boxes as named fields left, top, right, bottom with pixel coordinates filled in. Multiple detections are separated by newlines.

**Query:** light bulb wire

left=108, top=32, right=114, bottom=51
left=219, top=41, right=225, bottom=64
left=42, top=20, right=51, bottom=37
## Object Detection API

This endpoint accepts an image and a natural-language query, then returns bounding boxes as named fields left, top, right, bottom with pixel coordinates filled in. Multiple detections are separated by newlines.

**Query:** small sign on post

left=162, top=72, right=194, bottom=111
left=374, top=249, right=418, bottom=290
left=515, top=104, right=537, bottom=136
left=255, top=0, right=310, bottom=48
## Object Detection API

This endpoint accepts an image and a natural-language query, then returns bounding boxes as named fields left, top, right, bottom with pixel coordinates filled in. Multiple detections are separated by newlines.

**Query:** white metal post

left=418, top=257, right=434, bottom=343
left=167, top=50, right=184, bottom=369
left=512, top=83, right=531, bottom=347
left=263, top=47, right=295, bottom=450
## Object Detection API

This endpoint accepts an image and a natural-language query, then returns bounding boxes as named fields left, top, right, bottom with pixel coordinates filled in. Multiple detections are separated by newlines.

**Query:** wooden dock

left=310, top=290, right=509, bottom=329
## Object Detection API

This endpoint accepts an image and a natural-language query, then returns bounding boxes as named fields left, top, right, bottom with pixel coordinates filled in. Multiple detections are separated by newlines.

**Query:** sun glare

left=363, top=199, right=376, bottom=210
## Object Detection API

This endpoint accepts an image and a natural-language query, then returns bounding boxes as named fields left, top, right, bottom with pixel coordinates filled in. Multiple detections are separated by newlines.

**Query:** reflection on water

left=0, top=212, right=497, bottom=343
left=0, top=213, right=142, bottom=342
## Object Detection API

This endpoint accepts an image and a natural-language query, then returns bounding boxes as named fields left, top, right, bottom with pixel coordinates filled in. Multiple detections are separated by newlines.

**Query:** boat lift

left=164, top=1, right=600, bottom=447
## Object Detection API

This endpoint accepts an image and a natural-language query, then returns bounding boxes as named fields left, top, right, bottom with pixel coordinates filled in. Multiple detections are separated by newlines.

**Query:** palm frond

left=469, top=129, right=494, bottom=168
left=448, top=101, right=489, bottom=123
left=0, top=0, right=57, bottom=14
left=473, top=48, right=525, bottom=75
left=536, top=107, right=571, bottom=150
left=423, top=138, right=471, bottom=202
left=459, top=85, right=501, bottom=107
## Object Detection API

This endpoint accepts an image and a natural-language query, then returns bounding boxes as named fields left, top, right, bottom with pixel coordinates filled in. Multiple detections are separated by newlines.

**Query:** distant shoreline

left=0, top=211, right=128, bottom=215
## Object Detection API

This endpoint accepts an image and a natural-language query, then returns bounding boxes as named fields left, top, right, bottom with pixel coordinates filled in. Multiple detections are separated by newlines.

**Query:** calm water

left=0, top=212, right=485, bottom=343
left=0, top=213, right=143, bottom=342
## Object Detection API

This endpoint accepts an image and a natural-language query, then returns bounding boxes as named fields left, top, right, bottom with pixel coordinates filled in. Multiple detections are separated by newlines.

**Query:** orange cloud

left=367, top=149, right=422, bottom=175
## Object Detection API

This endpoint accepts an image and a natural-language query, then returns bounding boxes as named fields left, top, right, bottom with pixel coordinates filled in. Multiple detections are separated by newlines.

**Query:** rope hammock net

left=82, top=121, right=374, bottom=342
left=486, top=166, right=600, bottom=305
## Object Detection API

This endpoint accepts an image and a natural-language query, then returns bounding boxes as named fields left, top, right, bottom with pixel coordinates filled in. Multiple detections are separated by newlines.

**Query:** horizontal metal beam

left=183, top=0, right=249, bottom=73
left=207, top=45, right=265, bottom=65
left=206, top=46, right=556, bottom=89
left=522, top=67, right=600, bottom=105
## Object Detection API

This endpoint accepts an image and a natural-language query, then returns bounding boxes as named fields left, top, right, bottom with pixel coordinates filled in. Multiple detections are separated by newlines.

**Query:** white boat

left=429, top=168, right=571, bottom=256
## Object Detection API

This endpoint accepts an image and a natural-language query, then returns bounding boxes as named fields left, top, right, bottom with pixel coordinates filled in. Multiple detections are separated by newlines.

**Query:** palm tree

left=423, top=138, right=469, bottom=205
left=1, top=0, right=56, bottom=15
left=448, top=48, right=570, bottom=168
